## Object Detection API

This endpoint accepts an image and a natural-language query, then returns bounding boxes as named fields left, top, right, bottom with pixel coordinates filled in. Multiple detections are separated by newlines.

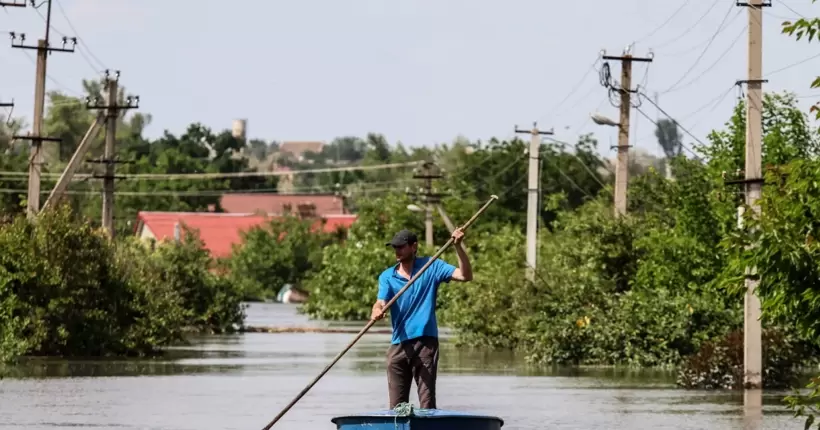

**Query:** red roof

left=220, top=193, right=346, bottom=215
left=135, top=211, right=356, bottom=259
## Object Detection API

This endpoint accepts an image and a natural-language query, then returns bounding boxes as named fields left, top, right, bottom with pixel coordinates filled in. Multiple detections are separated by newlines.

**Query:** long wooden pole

left=261, top=195, right=499, bottom=430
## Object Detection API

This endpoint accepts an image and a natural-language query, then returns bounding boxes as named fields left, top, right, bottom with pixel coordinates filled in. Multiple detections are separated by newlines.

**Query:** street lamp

left=590, top=112, right=620, bottom=127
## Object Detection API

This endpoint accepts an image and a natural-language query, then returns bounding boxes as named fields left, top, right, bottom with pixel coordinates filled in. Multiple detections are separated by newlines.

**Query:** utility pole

left=0, top=0, right=26, bottom=7
left=515, top=122, right=553, bottom=282
left=410, top=161, right=443, bottom=247
left=86, top=70, right=139, bottom=237
left=10, top=0, right=77, bottom=218
left=41, top=112, right=105, bottom=211
left=738, top=0, right=768, bottom=391
left=600, top=47, right=653, bottom=216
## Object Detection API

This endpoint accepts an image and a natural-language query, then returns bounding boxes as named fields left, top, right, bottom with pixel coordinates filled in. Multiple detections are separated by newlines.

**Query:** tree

left=782, top=0, right=820, bottom=119
left=228, top=216, right=335, bottom=301
left=654, top=118, right=683, bottom=159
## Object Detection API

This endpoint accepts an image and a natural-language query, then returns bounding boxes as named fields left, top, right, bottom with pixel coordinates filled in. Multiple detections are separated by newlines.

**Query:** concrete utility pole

left=434, top=204, right=456, bottom=233
left=600, top=48, right=653, bottom=216
left=10, top=0, right=77, bottom=218
left=515, top=122, right=553, bottom=282
left=41, top=112, right=105, bottom=211
left=409, top=161, right=443, bottom=247
left=86, top=70, right=140, bottom=237
left=739, top=0, right=768, bottom=391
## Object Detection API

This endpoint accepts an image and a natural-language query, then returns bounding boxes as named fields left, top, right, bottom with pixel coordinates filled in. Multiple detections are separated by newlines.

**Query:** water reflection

left=0, top=303, right=804, bottom=430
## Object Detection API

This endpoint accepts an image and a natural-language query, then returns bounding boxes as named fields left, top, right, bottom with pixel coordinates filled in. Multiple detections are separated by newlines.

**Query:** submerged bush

left=676, top=328, right=815, bottom=389
left=0, top=206, right=245, bottom=363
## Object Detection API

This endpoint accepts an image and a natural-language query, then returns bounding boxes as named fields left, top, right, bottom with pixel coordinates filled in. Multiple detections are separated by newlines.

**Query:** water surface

left=0, top=302, right=804, bottom=429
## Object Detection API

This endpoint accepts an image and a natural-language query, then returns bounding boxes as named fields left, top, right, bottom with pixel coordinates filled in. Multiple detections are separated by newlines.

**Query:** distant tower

left=232, top=119, right=247, bottom=141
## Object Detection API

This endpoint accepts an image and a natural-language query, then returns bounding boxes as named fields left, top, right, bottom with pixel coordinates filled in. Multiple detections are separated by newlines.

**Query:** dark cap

left=386, top=229, right=418, bottom=247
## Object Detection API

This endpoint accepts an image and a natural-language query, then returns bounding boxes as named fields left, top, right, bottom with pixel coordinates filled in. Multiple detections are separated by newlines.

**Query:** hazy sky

left=1, top=0, right=818, bottom=159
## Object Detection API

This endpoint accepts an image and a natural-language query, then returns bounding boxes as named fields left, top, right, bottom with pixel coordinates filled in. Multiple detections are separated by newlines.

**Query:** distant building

left=134, top=211, right=356, bottom=259
left=219, top=193, right=347, bottom=216
left=278, top=141, right=324, bottom=162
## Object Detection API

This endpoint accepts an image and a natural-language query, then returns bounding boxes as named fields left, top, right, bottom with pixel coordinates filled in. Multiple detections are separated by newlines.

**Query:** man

left=370, top=228, right=473, bottom=410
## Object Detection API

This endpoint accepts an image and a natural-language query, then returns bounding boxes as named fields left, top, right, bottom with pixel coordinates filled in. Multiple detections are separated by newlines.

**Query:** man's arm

left=372, top=274, right=389, bottom=321
left=449, top=228, right=473, bottom=282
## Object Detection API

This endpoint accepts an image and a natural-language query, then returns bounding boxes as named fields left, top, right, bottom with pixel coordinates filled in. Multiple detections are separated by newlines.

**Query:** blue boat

left=331, top=405, right=504, bottom=430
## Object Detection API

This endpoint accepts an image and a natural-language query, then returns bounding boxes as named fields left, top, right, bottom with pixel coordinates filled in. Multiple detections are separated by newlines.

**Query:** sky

left=0, top=0, right=818, bottom=160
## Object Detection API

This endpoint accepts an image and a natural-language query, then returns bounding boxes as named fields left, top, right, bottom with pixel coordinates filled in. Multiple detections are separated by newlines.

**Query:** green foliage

left=0, top=205, right=135, bottom=357
left=299, top=87, right=820, bottom=388
left=781, top=0, right=820, bottom=120
left=149, top=227, right=245, bottom=333
left=721, top=160, right=820, bottom=341
left=785, top=376, right=820, bottom=430
left=442, top=134, right=608, bottom=228
left=228, top=215, right=336, bottom=300
left=677, top=328, right=815, bottom=390
left=437, top=225, right=526, bottom=349
left=299, top=239, right=396, bottom=321
left=474, top=198, right=741, bottom=367
left=0, top=205, right=244, bottom=363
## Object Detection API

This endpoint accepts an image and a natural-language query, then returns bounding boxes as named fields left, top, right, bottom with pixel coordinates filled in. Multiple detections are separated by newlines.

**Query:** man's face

left=392, top=242, right=417, bottom=262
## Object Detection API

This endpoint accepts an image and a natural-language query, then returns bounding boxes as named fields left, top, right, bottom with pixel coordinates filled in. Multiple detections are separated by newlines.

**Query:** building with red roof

left=219, top=193, right=346, bottom=216
left=134, top=211, right=357, bottom=259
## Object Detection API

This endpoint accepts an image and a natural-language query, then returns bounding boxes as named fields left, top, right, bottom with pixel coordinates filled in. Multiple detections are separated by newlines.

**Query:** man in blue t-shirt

left=370, top=227, right=473, bottom=410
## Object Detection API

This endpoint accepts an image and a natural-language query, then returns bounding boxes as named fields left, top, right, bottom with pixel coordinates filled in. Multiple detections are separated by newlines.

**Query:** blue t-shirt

left=377, top=257, right=457, bottom=345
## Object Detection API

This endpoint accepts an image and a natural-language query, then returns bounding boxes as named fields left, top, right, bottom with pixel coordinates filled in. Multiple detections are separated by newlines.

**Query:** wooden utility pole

left=601, top=48, right=653, bottom=216
left=739, top=0, right=768, bottom=391
left=86, top=70, right=139, bottom=237
left=10, top=0, right=77, bottom=218
left=515, top=122, right=553, bottom=282
left=410, top=161, right=443, bottom=247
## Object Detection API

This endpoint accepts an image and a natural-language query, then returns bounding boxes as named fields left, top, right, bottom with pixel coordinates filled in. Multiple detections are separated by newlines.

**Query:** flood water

left=0, top=302, right=806, bottom=429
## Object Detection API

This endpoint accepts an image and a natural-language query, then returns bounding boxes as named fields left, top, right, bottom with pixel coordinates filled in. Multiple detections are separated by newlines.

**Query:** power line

left=779, top=1, right=806, bottom=18
left=650, top=0, right=721, bottom=51
left=31, top=2, right=102, bottom=74
left=0, top=185, right=407, bottom=197
left=544, top=137, right=609, bottom=188
left=539, top=57, right=602, bottom=122
left=660, top=2, right=740, bottom=93
left=634, top=84, right=739, bottom=149
left=637, top=91, right=710, bottom=153
left=661, top=22, right=748, bottom=94
left=764, top=52, right=820, bottom=77
left=53, top=0, right=107, bottom=71
left=0, top=160, right=425, bottom=180
left=632, top=0, right=691, bottom=44
left=634, top=104, right=703, bottom=162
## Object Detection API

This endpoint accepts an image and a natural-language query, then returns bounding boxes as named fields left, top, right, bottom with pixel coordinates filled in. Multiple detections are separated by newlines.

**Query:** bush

left=154, top=229, right=244, bottom=333
left=299, top=239, right=395, bottom=321
left=0, top=205, right=245, bottom=363
left=677, top=328, right=816, bottom=389
left=228, top=215, right=335, bottom=301
left=0, top=206, right=139, bottom=358
left=437, top=224, right=526, bottom=349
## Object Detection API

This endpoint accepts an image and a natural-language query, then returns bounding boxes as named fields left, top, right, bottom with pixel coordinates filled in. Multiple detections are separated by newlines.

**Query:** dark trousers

left=386, top=336, right=439, bottom=409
